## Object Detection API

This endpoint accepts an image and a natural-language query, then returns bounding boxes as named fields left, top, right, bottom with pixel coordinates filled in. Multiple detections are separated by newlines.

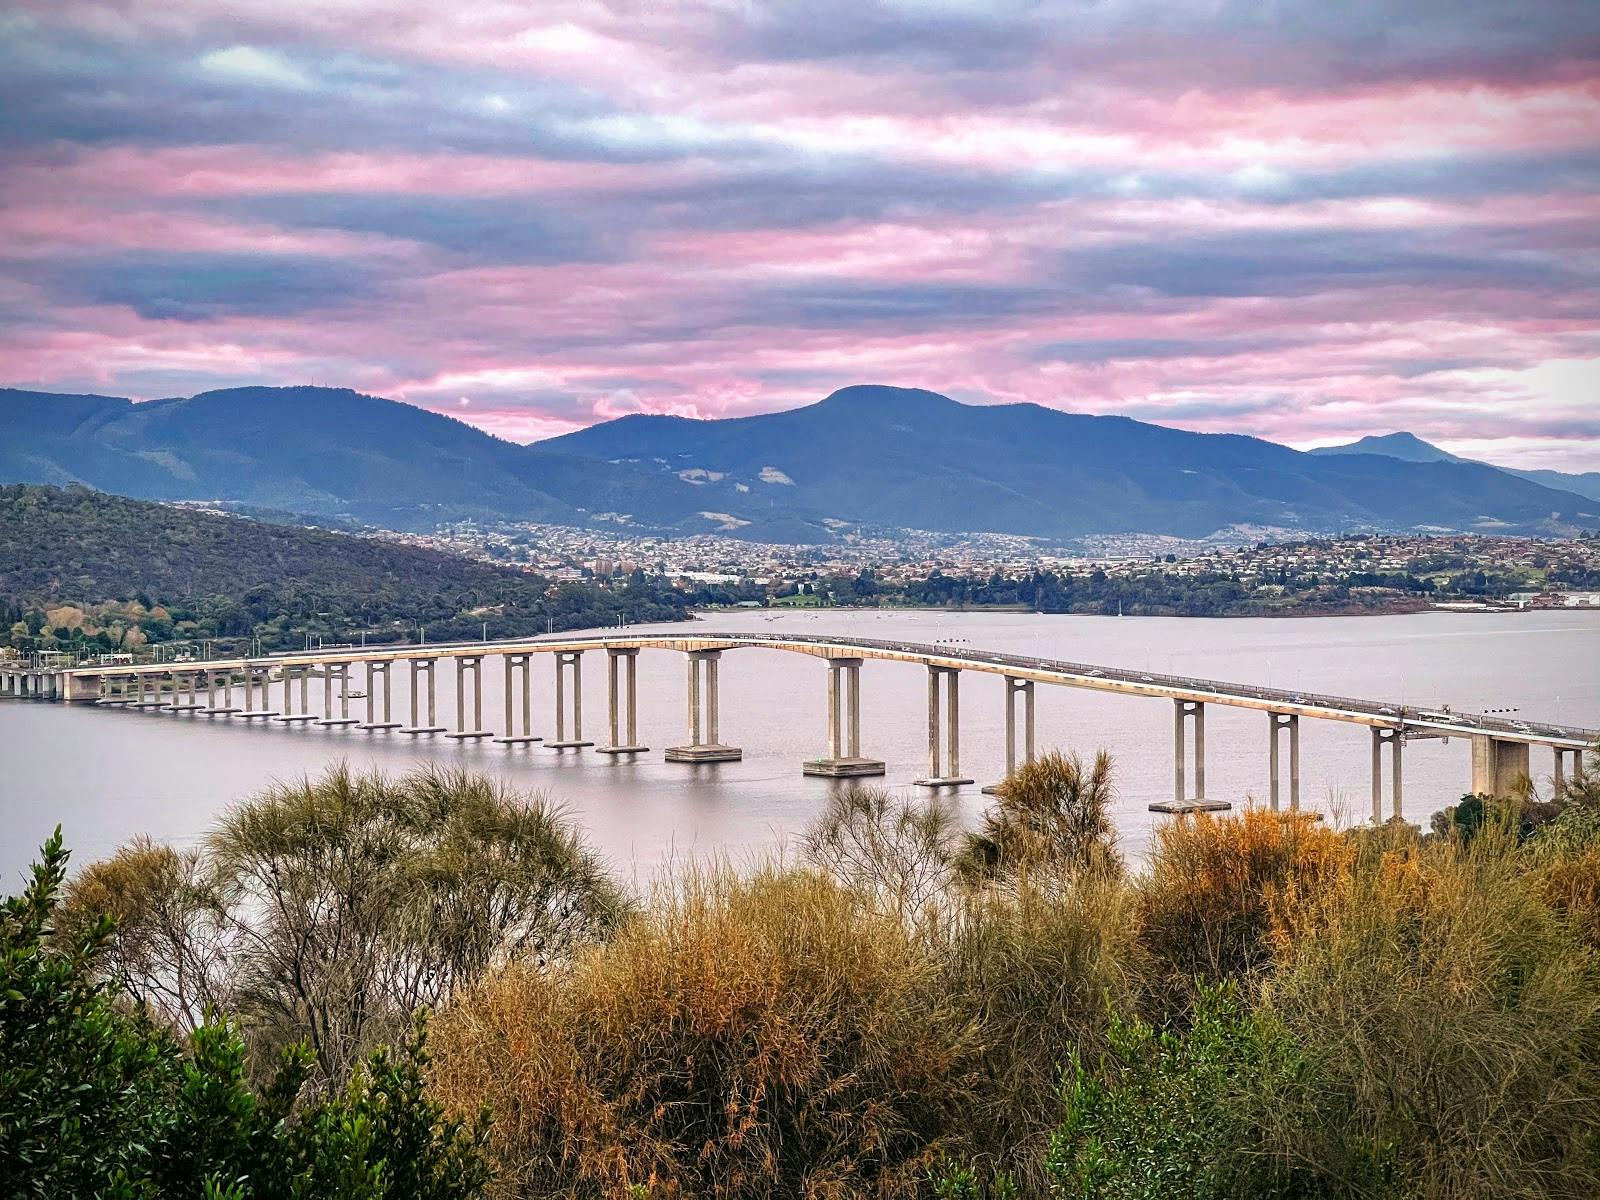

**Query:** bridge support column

left=1152, top=700, right=1228, bottom=814
left=493, top=654, right=541, bottom=745
left=983, top=676, right=1036, bottom=794
left=1470, top=735, right=1530, bottom=799
left=667, top=649, right=740, bottom=762
left=169, top=671, right=203, bottom=713
left=277, top=666, right=317, bottom=722
left=241, top=666, right=277, bottom=718
left=598, top=648, right=647, bottom=755
left=1371, top=727, right=1405, bottom=824
left=915, top=665, right=972, bottom=787
left=1554, top=746, right=1587, bottom=796
left=210, top=668, right=239, bottom=714
left=1268, top=712, right=1300, bottom=812
left=402, top=658, right=446, bottom=733
left=805, top=657, right=883, bottom=777
left=547, top=651, right=594, bottom=749
left=361, top=660, right=401, bottom=729
left=446, top=656, right=494, bottom=739
left=320, top=662, right=360, bottom=727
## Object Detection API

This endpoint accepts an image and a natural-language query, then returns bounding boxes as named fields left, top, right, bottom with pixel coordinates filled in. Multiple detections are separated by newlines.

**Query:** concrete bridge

left=3, top=631, right=1593, bottom=822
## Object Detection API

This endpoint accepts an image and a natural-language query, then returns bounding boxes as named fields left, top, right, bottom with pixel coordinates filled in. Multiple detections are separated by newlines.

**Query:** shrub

left=430, top=865, right=980, bottom=1199
left=0, top=830, right=491, bottom=1199
left=1138, top=808, right=1352, bottom=992
left=1044, top=982, right=1317, bottom=1200
left=933, top=872, right=1148, bottom=1189
left=802, top=786, right=963, bottom=923
left=956, top=751, right=1121, bottom=882
left=62, top=765, right=626, bottom=1087
left=1260, top=832, right=1600, bottom=1199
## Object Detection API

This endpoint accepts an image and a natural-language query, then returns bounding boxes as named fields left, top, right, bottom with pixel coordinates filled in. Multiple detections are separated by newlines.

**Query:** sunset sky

left=3, top=1, right=1598, bottom=469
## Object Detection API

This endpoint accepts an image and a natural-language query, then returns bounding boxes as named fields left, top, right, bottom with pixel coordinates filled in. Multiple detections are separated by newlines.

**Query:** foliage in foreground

left=48, top=746, right=1600, bottom=1200
left=59, top=764, right=627, bottom=1088
left=0, top=829, right=491, bottom=1199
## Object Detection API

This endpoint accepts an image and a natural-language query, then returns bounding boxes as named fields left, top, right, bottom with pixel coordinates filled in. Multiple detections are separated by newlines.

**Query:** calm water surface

left=2, top=609, right=1597, bottom=887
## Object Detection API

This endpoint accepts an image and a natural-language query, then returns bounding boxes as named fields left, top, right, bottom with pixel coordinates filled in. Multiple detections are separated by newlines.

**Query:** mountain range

left=3, top=383, right=1595, bottom=542
left=1310, top=432, right=1600, bottom=502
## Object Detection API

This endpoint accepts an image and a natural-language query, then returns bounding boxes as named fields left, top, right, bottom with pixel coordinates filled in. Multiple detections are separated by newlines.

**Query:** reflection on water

left=2, top=609, right=1596, bottom=886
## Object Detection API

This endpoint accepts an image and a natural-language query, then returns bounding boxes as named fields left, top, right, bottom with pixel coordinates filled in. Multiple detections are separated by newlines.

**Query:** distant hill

left=1312, top=431, right=1600, bottom=502
left=538, top=384, right=1598, bottom=539
left=4, top=383, right=1596, bottom=541
left=0, top=483, right=690, bottom=653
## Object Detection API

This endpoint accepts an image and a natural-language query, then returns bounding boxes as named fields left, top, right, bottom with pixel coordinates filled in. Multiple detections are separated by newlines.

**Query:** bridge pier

left=492, top=653, right=541, bottom=745
left=203, top=669, right=238, bottom=715
left=401, top=658, right=446, bottom=734
left=445, top=656, right=493, bottom=739
left=1554, top=746, right=1586, bottom=796
left=805, top=656, right=883, bottom=777
left=319, top=662, right=360, bottom=727
left=1371, top=727, right=1405, bottom=824
left=167, top=671, right=204, bottom=713
left=240, top=666, right=278, bottom=718
left=982, top=676, right=1036, bottom=794
left=667, top=649, right=740, bottom=763
left=1471, top=735, right=1529, bottom=799
left=1268, top=712, right=1300, bottom=812
left=597, top=647, right=647, bottom=755
left=915, top=665, right=971, bottom=787
left=277, top=666, right=316, bottom=722
left=361, top=660, right=401, bottom=729
left=1152, top=699, right=1228, bottom=814
left=546, top=651, right=594, bottom=749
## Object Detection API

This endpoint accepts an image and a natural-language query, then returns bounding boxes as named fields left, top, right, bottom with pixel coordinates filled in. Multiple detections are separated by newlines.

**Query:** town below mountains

left=3, top=383, right=1597, bottom=544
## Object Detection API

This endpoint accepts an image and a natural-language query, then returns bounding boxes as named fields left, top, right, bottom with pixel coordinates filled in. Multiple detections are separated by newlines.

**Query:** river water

left=2, top=609, right=1596, bottom=887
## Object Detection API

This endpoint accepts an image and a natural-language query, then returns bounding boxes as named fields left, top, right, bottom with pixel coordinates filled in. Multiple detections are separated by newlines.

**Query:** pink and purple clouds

left=2, top=1, right=1597, bottom=468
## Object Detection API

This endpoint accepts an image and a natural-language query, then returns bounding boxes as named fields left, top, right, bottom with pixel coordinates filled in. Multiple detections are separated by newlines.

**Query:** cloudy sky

left=3, top=2, right=1598, bottom=469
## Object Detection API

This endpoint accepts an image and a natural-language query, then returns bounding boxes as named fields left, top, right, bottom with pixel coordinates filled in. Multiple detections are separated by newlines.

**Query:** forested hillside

left=0, top=484, right=689, bottom=655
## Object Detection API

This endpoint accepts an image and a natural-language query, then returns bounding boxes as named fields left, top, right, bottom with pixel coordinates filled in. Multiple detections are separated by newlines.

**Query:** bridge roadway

left=3, top=630, right=1595, bottom=821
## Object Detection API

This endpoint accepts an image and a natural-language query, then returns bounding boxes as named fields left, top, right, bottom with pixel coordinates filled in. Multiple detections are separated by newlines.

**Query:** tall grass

left=1259, top=824, right=1600, bottom=1199
left=430, top=865, right=982, bottom=1199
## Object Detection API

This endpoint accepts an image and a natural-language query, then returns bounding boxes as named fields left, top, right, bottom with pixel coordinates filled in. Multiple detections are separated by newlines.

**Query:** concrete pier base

left=1149, top=797, right=1232, bottom=815
left=401, top=725, right=448, bottom=735
left=914, top=773, right=974, bottom=788
left=666, top=743, right=742, bottom=763
left=360, top=721, right=403, bottom=731
left=494, top=734, right=544, bottom=745
left=546, top=738, right=595, bottom=750
left=807, top=756, right=887, bottom=778
left=204, top=706, right=242, bottom=716
left=276, top=714, right=319, bottom=724
left=239, top=710, right=279, bottom=719
left=317, top=717, right=361, bottom=727
left=596, top=743, right=649, bottom=755
left=445, top=729, right=495, bottom=740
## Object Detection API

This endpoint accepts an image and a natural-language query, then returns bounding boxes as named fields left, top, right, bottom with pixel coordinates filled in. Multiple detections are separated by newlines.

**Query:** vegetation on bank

left=9, top=753, right=1600, bottom=1198
left=0, top=484, right=692, bottom=658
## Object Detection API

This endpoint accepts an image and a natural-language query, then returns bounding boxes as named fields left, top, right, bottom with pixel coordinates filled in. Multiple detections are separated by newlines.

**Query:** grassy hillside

left=0, top=484, right=689, bottom=656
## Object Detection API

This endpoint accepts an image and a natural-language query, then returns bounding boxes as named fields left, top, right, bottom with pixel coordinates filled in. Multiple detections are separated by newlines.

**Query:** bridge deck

left=9, top=631, right=1597, bottom=750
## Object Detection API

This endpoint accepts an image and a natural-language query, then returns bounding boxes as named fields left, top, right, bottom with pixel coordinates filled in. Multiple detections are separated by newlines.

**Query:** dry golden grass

left=1260, top=828, right=1600, bottom=1200
left=1138, top=806, right=1353, bottom=993
left=430, top=865, right=982, bottom=1199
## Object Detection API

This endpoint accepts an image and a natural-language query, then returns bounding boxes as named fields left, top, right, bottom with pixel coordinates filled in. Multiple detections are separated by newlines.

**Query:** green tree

left=0, top=829, right=492, bottom=1199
